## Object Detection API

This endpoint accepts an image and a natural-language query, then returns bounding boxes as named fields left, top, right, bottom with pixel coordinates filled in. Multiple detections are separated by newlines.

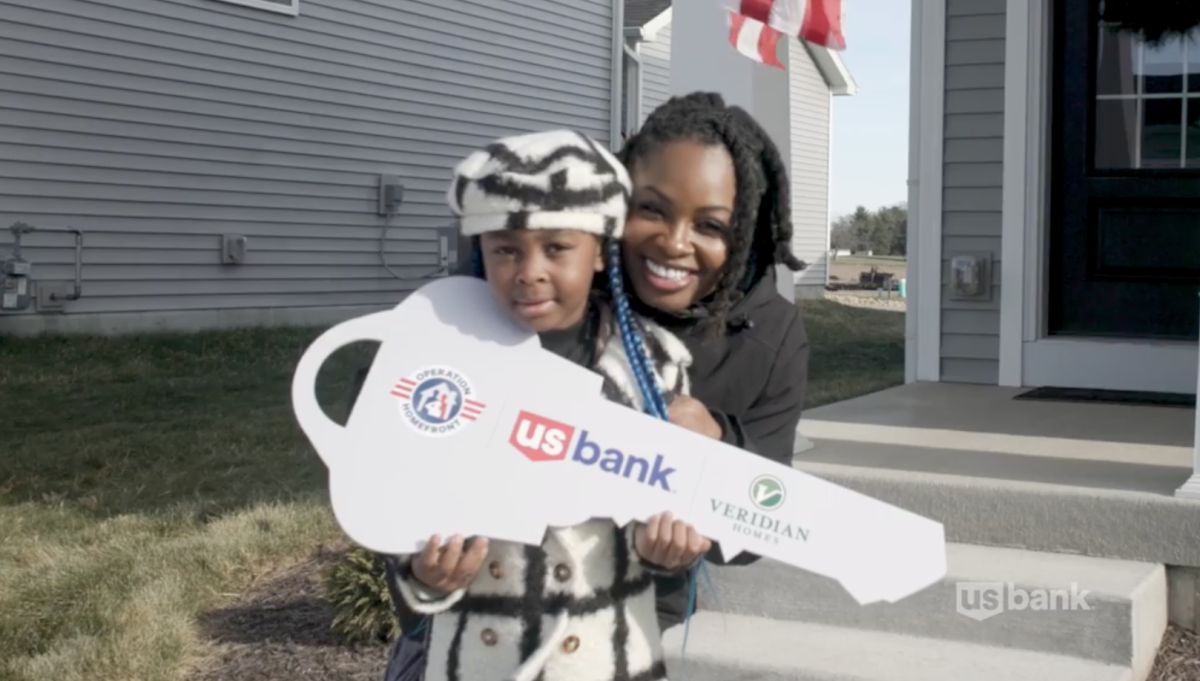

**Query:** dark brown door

left=1050, top=0, right=1200, bottom=339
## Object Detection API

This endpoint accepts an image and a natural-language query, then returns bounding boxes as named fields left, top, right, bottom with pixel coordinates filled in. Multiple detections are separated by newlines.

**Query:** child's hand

left=667, top=395, right=723, bottom=440
left=634, top=512, right=712, bottom=572
left=410, top=534, right=490, bottom=593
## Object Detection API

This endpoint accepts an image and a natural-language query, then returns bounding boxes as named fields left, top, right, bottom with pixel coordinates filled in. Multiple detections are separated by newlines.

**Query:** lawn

left=0, top=300, right=905, bottom=680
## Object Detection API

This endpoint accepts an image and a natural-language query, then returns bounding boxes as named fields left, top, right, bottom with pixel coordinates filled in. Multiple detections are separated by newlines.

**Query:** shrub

left=323, top=546, right=399, bottom=644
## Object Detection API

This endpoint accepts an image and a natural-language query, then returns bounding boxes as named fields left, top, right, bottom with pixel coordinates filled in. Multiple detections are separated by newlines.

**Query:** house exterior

left=0, top=0, right=624, bottom=335
left=621, top=0, right=856, bottom=299
left=905, top=0, right=1200, bottom=501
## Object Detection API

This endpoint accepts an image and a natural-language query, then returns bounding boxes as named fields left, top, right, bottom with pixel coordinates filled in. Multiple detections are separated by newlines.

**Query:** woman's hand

left=634, top=512, right=713, bottom=572
left=410, top=534, right=490, bottom=593
left=668, top=395, right=723, bottom=440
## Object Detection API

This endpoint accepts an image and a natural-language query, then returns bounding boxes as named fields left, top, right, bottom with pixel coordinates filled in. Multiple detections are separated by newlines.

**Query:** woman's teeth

left=645, top=259, right=690, bottom=281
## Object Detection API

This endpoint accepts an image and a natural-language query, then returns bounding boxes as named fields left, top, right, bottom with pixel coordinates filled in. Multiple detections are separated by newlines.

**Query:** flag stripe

left=729, top=12, right=785, bottom=69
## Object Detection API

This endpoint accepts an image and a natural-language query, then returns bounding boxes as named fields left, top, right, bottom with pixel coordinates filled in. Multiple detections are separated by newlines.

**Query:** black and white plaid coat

left=389, top=308, right=692, bottom=681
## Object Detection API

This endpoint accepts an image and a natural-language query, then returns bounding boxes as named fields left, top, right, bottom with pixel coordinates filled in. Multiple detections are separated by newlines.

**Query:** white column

left=670, top=1, right=795, bottom=303
left=1178, top=293, right=1200, bottom=500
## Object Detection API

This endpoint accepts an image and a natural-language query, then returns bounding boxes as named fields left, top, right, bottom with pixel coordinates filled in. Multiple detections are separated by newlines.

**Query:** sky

left=828, top=0, right=912, bottom=219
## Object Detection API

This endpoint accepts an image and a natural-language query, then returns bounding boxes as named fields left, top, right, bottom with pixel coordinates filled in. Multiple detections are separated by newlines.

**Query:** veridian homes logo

left=750, top=475, right=786, bottom=511
left=709, top=474, right=808, bottom=547
left=392, top=366, right=485, bottom=437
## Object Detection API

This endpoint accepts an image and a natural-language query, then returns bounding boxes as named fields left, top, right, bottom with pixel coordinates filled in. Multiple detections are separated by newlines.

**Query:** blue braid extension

left=604, top=239, right=668, bottom=419
left=604, top=237, right=712, bottom=678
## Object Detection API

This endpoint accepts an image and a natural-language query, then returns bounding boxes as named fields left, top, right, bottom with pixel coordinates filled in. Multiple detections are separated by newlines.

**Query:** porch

left=794, top=382, right=1200, bottom=567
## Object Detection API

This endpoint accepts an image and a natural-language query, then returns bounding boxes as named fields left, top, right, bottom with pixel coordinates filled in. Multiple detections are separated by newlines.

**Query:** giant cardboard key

left=292, top=276, right=947, bottom=605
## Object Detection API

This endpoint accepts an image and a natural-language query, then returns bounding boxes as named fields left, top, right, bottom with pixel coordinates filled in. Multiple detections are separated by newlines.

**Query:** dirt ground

left=827, top=256, right=907, bottom=285
left=184, top=547, right=389, bottom=681
left=184, top=549, right=1200, bottom=681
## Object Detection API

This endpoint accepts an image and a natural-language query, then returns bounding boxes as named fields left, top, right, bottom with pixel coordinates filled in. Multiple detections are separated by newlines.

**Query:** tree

left=828, top=203, right=908, bottom=256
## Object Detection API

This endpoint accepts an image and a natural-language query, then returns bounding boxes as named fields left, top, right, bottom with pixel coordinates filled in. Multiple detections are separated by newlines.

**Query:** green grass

left=799, top=299, right=906, bottom=408
left=0, top=300, right=903, bottom=680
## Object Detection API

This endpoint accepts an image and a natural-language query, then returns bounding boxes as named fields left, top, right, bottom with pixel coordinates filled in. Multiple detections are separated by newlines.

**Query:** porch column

left=1181, top=306, right=1200, bottom=500
left=669, top=1, right=795, bottom=303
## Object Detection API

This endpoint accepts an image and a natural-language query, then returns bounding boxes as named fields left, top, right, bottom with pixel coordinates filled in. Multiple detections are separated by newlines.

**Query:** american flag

left=724, top=0, right=845, bottom=70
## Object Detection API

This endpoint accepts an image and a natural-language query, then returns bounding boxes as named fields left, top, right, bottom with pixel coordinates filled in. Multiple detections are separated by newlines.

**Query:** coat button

left=481, top=628, right=498, bottom=646
left=553, top=563, right=572, bottom=582
left=561, top=635, right=580, bottom=653
left=489, top=561, right=504, bottom=579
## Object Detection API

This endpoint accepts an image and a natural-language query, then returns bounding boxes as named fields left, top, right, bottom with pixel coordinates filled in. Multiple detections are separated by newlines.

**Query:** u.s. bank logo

left=956, top=581, right=1005, bottom=622
left=391, top=366, right=485, bottom=437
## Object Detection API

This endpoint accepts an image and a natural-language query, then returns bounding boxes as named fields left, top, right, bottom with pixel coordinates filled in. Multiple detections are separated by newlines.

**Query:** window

left=1093, top=25, right=1200, bottom=169
left=212, top=0, right=298, bottom=16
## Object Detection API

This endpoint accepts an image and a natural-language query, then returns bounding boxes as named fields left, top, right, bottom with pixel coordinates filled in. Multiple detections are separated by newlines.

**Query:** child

left=380, top=129, right=712, bottom=681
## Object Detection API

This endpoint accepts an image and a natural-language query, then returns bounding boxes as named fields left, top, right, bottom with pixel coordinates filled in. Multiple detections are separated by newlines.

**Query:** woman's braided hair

left=619, top=92, right=804, bottom=337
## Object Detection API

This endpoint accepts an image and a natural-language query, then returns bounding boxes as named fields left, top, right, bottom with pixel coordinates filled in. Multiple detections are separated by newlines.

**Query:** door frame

left=998, top=0, right=1200, bottom=394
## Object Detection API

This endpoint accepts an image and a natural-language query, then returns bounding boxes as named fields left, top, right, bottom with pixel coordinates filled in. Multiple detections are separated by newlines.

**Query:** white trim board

left=643, top=6, right=672, bottom=40
left=1023, top=339, right=1199, bottom=394
left=910, top=0, right=945, bottom=383
left=999, top=0, right=1036, bottom=386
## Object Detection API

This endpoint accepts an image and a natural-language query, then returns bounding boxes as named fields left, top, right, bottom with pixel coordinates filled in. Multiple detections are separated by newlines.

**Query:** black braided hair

left=619, top=92, right=805, bottom=337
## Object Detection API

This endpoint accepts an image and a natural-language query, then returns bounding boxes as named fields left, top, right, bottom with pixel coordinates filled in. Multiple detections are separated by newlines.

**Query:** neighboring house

left=621, top=0, right=856, bottom=299
left=0, top=0, right=623, bottom=335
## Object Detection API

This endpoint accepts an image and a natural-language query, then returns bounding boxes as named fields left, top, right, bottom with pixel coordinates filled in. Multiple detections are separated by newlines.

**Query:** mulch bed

left=186, top=547, right=1200, bottom=681
left=184, top=547, right=389, bottom=681
left=1149, top=624, right=1200, bottom=681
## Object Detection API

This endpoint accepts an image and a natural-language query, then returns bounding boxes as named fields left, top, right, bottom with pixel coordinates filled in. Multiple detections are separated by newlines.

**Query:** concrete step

left=698, top=542, right=1165, bottom=679
left=787, top=460, right=1200, bottom=573
left=662, top=614, right=1133, bottom=681
left=792, top=446, right=1200, bottom=569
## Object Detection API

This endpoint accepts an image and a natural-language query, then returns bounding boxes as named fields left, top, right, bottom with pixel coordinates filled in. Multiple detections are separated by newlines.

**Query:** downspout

left=904, top=0, right=924, bottom=385
left=609, top=0, right=625, bottom=151
left=624, top=40, right=643, bottom=136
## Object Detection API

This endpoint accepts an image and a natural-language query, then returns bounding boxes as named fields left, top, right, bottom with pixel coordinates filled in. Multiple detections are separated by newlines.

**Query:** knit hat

left=448, top=130, right=632, bottom=239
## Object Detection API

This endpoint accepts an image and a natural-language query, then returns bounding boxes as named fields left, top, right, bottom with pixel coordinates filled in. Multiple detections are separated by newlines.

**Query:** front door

left=1050, top=0, right=1200, bottom=339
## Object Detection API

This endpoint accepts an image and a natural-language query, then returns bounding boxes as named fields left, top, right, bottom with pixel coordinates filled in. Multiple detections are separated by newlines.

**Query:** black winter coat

left=638, top=266, right=810, bottom=630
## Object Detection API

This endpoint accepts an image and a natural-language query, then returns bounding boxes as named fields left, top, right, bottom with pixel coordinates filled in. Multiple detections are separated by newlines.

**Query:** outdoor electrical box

left=2, top=221, right=35, bottom=311
left=949, top=253, right=992, bottom=301
left=1, top=256, right=32, bottom=311
left=221, top=234, right=248, bottom=265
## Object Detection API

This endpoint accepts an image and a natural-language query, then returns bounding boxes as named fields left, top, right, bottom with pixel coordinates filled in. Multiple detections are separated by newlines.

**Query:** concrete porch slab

left=794, top=383, right=1200, bottom=567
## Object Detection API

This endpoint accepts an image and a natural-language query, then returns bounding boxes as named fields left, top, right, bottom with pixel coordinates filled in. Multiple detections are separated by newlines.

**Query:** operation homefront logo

left=392, top=366, right=485, bottom=437
left=710, top=475, right=810, bottom=546
left=956, top=581, right=1092, bottom=622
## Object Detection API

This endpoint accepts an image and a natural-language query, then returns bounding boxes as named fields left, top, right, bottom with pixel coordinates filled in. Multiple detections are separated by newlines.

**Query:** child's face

left=623, top=140, right=734, bottom=314
left=479, top=229, right=604, bottom=332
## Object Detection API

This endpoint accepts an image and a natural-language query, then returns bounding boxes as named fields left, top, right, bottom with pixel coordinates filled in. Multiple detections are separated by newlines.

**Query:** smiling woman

left=617, top=91, right=812, bottom=631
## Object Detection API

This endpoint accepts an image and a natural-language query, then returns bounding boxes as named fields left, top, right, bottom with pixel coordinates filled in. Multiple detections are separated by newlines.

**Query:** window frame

left=212, top=0, right=298, bottom=17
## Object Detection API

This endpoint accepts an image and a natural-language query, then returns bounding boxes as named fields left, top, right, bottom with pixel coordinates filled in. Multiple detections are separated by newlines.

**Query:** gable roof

left=624, top=0, right=672, bottom=30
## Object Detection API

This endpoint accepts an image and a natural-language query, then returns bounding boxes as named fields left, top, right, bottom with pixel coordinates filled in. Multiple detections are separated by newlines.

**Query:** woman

left=616, top=91, right=811, bottom=632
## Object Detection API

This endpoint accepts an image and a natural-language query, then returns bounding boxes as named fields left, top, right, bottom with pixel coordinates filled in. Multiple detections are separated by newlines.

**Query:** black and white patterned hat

left=448, top=130, right=632, bottom=239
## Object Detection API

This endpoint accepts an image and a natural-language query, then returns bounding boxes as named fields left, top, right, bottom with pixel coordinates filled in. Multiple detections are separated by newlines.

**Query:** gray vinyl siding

left=0, top=0, right=613, bottom=328
left=940, top=0, right=1004, bottom=384
left=639, top=21, right=671, bottom=124
left=788, top=41, right=831, bottom=290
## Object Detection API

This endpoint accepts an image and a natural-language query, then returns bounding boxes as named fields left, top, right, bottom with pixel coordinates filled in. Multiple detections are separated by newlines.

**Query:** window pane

left=1142, top=98, right=1183, bottom=168
left=1143, top=36, right=1185, bottom=94
left=1187, top=98, right=1200, bottom=168
left=1095, top=99, right=1139, bottom=168
left=1096, top=25, right=1140, bottom=96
